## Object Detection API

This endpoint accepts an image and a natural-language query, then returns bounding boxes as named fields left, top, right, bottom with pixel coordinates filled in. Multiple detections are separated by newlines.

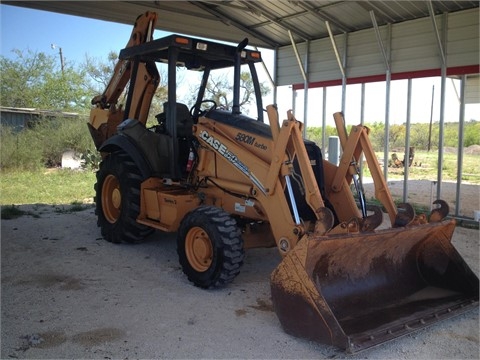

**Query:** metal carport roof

left=3, top=1, right=478, bottom=49
left=5, top=1, right=478, bottom=87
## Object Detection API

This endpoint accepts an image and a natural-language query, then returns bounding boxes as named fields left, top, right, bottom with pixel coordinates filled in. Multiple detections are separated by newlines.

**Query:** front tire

left=95, top=151, right=153, bottom=243
left=177, top=206, right=244, bottom=288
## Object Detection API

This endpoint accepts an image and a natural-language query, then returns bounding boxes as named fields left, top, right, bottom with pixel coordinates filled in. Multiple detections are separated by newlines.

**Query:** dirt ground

left=1, top=196, right=479, bottom=359
left=362, top=179, right=480, bottom=220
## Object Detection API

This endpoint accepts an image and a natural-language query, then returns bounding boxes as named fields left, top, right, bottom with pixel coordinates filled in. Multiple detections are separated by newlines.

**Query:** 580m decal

left=199, top=130, right=267, bottom=195
left=235, top=132, right=268, bottom=150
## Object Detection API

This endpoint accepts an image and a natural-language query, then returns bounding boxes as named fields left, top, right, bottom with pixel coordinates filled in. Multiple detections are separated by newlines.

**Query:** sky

left=1, top=3, right=478, bottom=127
left=0, top=4, right=165, bottom=66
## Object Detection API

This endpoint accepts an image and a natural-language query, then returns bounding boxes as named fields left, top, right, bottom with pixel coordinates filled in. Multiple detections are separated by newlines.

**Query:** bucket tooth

left=394, top=203, right=415, bottom=227
left=361, top=205, right=383, bottom=231
left=314, top=207, right=335, bottom=235
left=430, top=199, right=449, bottom=222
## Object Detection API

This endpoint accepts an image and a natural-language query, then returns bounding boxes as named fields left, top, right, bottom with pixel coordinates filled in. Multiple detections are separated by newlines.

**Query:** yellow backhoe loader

left=88, top=12, right=479, bottom=353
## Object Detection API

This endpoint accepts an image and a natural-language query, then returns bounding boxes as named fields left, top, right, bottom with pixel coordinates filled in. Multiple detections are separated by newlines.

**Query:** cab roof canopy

left=119, top=34, right=262, bottom=71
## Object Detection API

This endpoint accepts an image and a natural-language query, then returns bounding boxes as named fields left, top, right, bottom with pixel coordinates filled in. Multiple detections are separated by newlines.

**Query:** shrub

left=0, top=125, right=44, bottom=170
left=0, top=116, right=96, bottom=171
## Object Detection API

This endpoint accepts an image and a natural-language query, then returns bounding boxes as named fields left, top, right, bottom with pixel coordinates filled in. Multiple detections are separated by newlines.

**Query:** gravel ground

left=1, top=203, right=479, bottom=360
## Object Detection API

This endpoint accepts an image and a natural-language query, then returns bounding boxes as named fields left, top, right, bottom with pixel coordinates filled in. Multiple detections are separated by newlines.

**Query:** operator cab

left=119, top=34, right=265, bottom=180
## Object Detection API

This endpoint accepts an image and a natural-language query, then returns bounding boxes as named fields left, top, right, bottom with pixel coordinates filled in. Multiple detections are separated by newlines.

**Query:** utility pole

left=51, top=43, right=64, bottom=75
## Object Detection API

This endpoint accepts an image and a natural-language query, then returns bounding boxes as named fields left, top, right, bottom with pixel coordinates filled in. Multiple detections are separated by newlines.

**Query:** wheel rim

left=102, top=174, right=121, bottom=223
left=185, top=227, right=213, bottom=272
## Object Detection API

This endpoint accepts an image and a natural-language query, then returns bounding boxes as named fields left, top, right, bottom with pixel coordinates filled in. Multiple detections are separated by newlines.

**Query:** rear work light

left=196, top=42, right=208, bottom=51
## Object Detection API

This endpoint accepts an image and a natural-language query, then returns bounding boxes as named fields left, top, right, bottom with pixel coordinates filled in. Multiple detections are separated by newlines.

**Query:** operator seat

left=162, top=102, right=194, bottom=178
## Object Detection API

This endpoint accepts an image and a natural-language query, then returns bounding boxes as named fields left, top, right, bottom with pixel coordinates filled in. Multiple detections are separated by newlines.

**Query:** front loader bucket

left=271, top=219, right=479, bottom=353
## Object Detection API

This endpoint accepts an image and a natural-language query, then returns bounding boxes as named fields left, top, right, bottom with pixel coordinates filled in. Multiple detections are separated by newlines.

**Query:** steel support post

left=359, top=83, right=366, bottom=182
left=303, top=40, right=310, bottom=136
left=428, top=2, right=448, bottom=201
left=322, top=87, right=327, bottom=155
left=371, top=10, right=392, bottom=181
left=455, top=75, right=466, bottom=217
left=403, top=79, right=412, bottom=203
left=288, top=31, right=309, bottom=135
left=326, top=21, right=347, bottom=115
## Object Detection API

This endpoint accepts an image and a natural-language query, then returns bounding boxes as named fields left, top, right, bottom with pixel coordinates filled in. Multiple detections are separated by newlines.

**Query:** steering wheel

left=189, top=100, right=217, bottom=119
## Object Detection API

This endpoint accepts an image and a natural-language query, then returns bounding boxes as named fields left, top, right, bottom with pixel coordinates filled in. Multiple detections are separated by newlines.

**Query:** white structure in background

left=61, top=150, right=84, bottom=169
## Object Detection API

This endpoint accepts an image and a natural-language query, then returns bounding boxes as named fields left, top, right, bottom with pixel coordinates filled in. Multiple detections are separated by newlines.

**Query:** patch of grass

left=54, top=201, right=94, bottom=214
left=365, top=151, right=480, bottom=184
left=70, top=200, right=90, bottom=212
left=366, top=197, right=430, bottom=215
left=1, top=205, right=26, bottom=219
left=0, top=169, right=96, bottom=205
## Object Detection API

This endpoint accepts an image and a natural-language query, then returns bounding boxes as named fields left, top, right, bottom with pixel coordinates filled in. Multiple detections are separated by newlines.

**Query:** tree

left=1, top=49, right=91, bottom=111
left=305, top=125, right=338, bottom=145
left=366, top=122, right=386, bottom=150
left=464, top=121, right=480, bottom=147
left=389, top=124, right=406, bottom=148
left=186, top=70, right=270, bottom=115
left=83, top=53, right=170, bottom=123
left=83, top=51, right=118, bottom=94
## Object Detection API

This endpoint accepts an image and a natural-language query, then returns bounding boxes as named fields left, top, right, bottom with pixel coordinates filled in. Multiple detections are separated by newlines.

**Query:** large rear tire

left=94, top=151, right=153, bottom=243
left=177, top=206, right=244, bottom=288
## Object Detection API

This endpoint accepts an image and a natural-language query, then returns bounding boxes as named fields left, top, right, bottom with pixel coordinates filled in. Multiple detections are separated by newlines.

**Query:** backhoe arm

left=91, top=12, right=158, bottom=109
left=88, top=12, right=160, bottom=149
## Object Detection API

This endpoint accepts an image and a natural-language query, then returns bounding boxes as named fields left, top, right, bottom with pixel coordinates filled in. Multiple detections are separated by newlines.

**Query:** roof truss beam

left=238, top=0, right=312, bottom=42
left=294, top=1, right=351, bottom=33
left=189, top=1, right=279, bottom=47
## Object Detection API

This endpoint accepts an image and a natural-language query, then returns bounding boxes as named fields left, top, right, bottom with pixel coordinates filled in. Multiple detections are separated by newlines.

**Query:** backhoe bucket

left=271, top=219, right=479, bottom=353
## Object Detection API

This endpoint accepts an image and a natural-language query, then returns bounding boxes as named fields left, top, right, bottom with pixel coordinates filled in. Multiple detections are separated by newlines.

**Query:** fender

left=99, top=134, right=152, bottom=179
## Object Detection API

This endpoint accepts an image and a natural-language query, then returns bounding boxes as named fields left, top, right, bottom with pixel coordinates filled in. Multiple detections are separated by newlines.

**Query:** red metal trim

left=447, top=64, right=480, bottom=76
left=292, top=64, right=479, bottom=90
left=292, top=79, right=342, bottom=90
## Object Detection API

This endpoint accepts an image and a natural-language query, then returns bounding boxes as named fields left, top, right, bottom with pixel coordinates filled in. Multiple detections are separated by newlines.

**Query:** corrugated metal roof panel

left=465, top=76, right=479, bottom=104
left=3, top=0, right=478, bottom=88
left=4, top=1, right=478, bottom=48
left=390, top=15, right=441, bottom=73
left=447, top=8, right=480, bottom=67
left=277, top=7, right=479, bottom=86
